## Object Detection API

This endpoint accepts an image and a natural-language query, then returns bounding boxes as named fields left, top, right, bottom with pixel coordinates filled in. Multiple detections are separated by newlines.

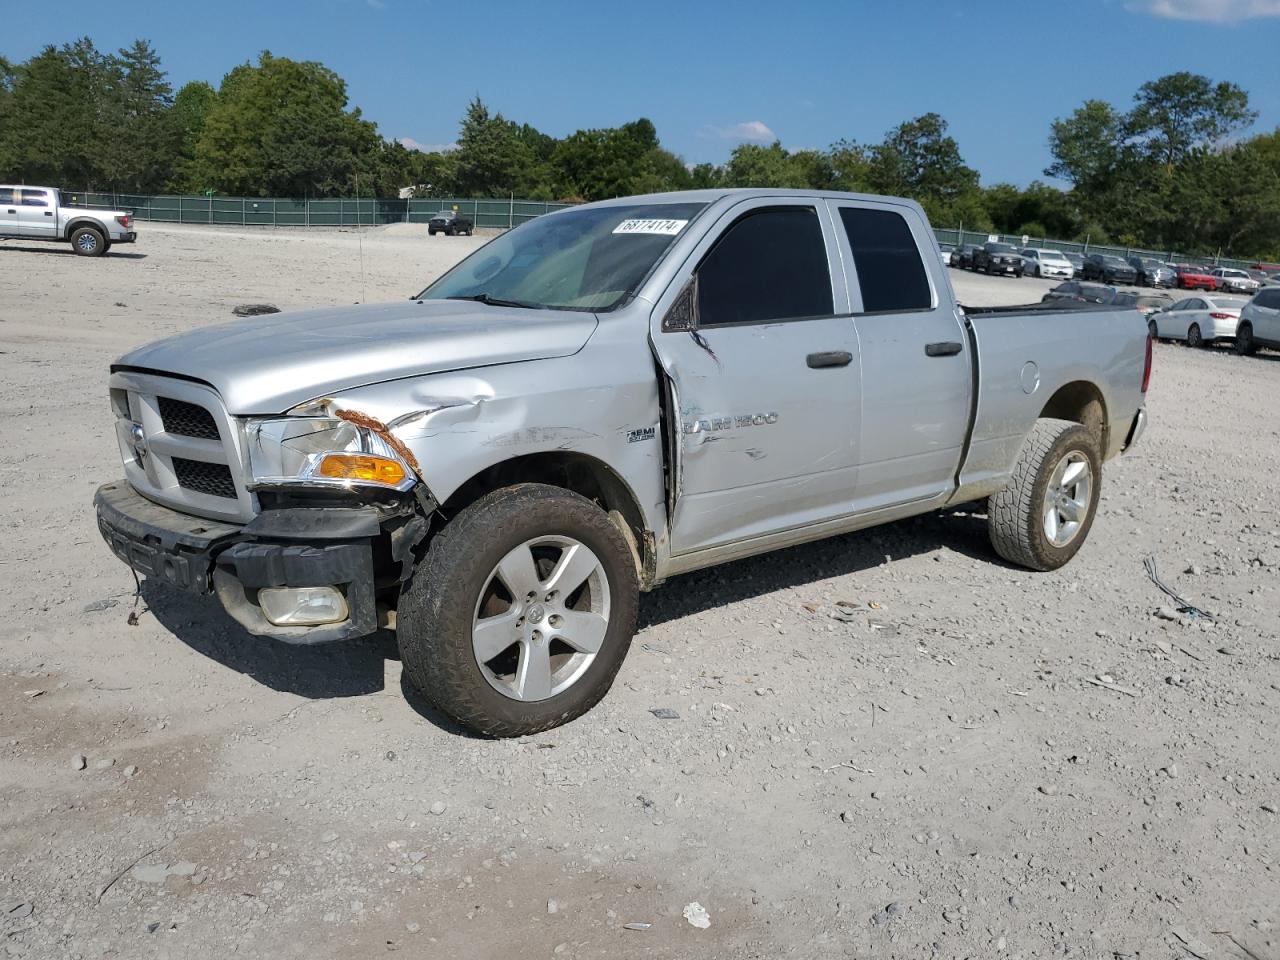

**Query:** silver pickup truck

left=94, top=188, right=1150, bottom=736
left=0, top=185, right=136, bottom=256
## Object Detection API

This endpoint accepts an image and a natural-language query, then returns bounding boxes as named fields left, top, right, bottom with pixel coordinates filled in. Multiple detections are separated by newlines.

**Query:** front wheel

left=1187, top=323, right=1203, bottom=348
left=1148, top=318, right=1159, bottom=340
left=398, top=484, right=639, bottom=738
left=1235, top=322, right=1256, bottom=356
left=987, top=419, right=1102, bottom=571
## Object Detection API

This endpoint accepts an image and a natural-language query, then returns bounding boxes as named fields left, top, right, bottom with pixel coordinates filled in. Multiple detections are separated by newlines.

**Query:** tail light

left=115, top=214, right=131, bottom=228
left=1209, top=312, right=1233, bottom=319
left=1142, top=331, right=1153, bottom=393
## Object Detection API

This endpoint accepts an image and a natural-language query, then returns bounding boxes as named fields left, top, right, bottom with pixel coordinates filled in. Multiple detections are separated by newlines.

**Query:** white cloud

left=397, top=137, right=456, bottom=153
left=1128, top=0, right=1280, bottom=21
left=714, top=120, right=777, bottom=143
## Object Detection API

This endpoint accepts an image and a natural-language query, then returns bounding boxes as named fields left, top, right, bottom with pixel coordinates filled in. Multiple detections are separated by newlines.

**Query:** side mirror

left=662, top=277, right=697, bottom=332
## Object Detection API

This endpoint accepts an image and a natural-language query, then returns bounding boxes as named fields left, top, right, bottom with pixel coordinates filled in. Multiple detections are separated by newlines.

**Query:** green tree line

left=1, top=38, right=1277, bottom=258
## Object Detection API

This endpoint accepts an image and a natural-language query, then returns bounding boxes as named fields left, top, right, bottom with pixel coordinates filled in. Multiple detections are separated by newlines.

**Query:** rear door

left=828, top=199, right=973, bottom=512
left=17, top=188, right=58, bottom=238
left=1163, top=298, right=1202, bottom=339
left=649, top=198, right=861, bottom=554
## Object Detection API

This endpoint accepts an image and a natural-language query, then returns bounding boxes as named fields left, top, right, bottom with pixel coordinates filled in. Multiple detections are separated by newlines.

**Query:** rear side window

left=839, top=207, right=931, bottom=313
left=20, top=189, right=48, bottom=207
left=697, top=207, right=832, bottom=327
left=0, top=187, right=13, bottom=204
left=1256, top=289, right=1280, bottom=309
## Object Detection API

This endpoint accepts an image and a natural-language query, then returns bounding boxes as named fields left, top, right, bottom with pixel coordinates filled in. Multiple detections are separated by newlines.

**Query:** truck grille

left=172, top=458, right=237, bottom=499
left=159, top=396, right=219, bottom=439
left=110, top=371, right=254, bottom=524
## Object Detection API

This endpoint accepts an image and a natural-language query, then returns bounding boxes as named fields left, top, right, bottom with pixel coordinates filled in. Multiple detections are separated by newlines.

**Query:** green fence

left=60, top=190, right=574, bottom=229
left=61, top=188, right=1261, bottom=270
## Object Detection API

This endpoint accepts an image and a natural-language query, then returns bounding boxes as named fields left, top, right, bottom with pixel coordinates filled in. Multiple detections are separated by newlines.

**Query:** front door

left=0, top=187, right=18, bottom=235
left=827, top=199, right=973, bottom=511
left=649, top=199, right=862, bottom=554
left=17, top=188, right=58, bottom=238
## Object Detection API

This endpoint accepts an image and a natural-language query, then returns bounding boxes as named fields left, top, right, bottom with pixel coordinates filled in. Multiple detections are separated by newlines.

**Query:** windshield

left=1040, top=250, right=1069, bottom=262
left=988, top=243, right=1016, bottom=254
left=418, top=201, right=706, bottom=312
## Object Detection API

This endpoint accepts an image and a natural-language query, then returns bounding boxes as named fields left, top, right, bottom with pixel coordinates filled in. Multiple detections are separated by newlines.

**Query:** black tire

left=398, top=483, right=639, bottom=738
left=70, top=226, right=106, bottom=257
left=1234, top=322, right=1256, bottom=356
left=1148, top=318, right=1159, bottom=340
left=1187, top=323, right=1203, bottom=348
left=987, top=418, right=1102, bottom=572
left=428, top=229, right=437, bottom=236
left=446, top=225, right=456, bottom=236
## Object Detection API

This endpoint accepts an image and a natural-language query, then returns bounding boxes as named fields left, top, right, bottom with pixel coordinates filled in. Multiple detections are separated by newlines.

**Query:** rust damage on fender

left=334, top=409, right=424, bottom=478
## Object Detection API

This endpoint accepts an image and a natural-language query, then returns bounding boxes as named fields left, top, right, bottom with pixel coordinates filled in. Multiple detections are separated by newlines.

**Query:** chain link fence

left=932, top=226, right=1258, bottom=272
left=62, top=189, right=1261, bottom=271
left=61, top=191, right=574, bottom=229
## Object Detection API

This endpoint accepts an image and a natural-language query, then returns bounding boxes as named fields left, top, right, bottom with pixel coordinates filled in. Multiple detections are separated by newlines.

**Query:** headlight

left=244, top=417, right=415, bottom=491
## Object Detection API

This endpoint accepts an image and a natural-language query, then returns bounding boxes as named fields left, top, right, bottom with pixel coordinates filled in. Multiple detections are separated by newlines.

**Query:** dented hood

left=114, top=300, right=598, bottom=414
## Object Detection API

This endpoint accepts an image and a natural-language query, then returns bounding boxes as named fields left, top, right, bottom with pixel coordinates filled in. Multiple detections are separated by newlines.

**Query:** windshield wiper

left=446, top=293, right=545, bottom=310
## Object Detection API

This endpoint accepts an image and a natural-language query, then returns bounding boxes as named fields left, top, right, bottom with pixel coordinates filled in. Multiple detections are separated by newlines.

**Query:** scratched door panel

left=662, top=317, right=861, bottom=552
left=648, top=199, right=861, bottom=556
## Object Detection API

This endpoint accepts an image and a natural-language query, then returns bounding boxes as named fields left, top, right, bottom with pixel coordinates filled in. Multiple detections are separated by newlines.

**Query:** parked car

left=1115, top=290, right=1175, bottom=315
left=1081, top=254, right=1137, bottom=285
left=1234, top=286, right=1280, bottom=355
left=1042, top=281, right=1117, bottom=304
left=1149, top=294, right=1249, bottom=347
left=1174, top=264, right=1218, bottom=290
left=92, top=188, right=1150, bottom=737
left=0, top=185, right=136, bottom=256
left=1244, top=269, right=1275, bottom=287
left=938, top=242, right=956, bottom=267
left=1062, top=252, right=1086, bottom=276
left=428, top=210, right=474, bottom=236
left=1021, top=248, right=1074, bottom=279
left=1127, top=257, right=1176, bottom=288
left=955, top=244, right=981, bottom=269
left=971, top=241, right=1025, bottom=276
left=1209, top=267, right=1259, bottom=295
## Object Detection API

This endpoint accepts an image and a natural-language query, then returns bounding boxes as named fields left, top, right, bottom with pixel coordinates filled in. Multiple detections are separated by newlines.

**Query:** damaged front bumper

left=94, top=481, right=422, bottom=644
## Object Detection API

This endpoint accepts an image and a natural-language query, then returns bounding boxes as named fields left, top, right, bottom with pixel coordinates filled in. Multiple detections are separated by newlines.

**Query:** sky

left=3, top=0, right=1279, bottom=187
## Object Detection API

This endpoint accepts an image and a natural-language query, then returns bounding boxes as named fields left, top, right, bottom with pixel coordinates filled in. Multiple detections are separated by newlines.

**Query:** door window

left=696, top=207, right=832, bottom=327
left=20, top=189, right=49, bottom=207
left=839, top=207, right=932, bottom=313
left=0, top=187, right=14, bottom=204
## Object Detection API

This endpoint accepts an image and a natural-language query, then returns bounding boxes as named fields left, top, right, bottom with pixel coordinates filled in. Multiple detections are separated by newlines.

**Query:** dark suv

left=971, top=242, right=1024, bottom=277
left=428, top=210, right=475, bottom=236
left=1127, top=257, right=1175, bottom=288
left=1082, top=254, right=1137, bottom=284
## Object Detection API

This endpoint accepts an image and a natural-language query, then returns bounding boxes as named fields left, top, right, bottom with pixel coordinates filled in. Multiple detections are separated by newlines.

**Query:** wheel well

left=439, top=453, right=655, bottom=588
left=64, top=219, right=105, bottom=239
left=1039, top=381, right=1107, bottom=450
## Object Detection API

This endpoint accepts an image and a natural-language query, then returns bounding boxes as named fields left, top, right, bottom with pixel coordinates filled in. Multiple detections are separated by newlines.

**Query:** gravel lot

left=2, top=224, right=1278, bottom=959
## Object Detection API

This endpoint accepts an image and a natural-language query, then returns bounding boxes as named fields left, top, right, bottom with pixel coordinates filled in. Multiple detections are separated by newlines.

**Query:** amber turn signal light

left=316, top=453, right=406, bottom=486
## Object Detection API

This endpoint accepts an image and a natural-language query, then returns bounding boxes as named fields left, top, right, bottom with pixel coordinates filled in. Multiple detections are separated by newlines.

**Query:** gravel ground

left=1, top=224, right=1278, bottom=959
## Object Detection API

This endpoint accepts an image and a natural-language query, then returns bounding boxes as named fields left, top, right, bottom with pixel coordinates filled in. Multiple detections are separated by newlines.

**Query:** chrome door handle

left=925, top=341, right=963, bottom=357
left=806, top=351, right=853, bottom=368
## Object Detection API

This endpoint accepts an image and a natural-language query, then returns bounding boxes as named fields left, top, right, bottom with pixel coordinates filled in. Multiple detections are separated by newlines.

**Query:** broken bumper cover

left=1124, top=407, right=1148, bottom=451
left=93, top=481, right=382, bottom=644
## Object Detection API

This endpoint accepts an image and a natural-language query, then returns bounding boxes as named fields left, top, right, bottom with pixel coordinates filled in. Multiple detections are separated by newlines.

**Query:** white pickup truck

left=0, top=185, right=136, bottom=256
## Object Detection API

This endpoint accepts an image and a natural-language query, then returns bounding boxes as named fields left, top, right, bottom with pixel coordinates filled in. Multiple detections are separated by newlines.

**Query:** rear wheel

left=988, top=419, right=1102, bottom=571
left=70, top=226, right=106, bottom=257
left=1235, top=322, right=1256, bottom=356
left=398, top=484, right=639, bottom=738
left=1187, top=323, right=1203, bottom=348
left=1148, top=318, right=1159, bottom=340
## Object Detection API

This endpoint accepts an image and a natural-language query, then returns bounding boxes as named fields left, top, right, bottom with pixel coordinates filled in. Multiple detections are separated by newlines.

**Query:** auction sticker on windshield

left=612, top=219, right=689, bottom=236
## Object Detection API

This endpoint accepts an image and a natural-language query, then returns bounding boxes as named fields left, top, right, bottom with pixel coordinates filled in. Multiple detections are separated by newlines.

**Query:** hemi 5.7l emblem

left=682, top=412, right=778, bottom=435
